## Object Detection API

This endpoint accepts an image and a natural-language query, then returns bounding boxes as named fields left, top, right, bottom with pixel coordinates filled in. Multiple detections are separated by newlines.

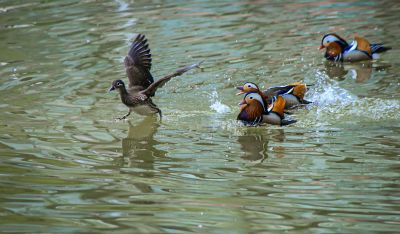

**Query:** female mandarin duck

left=237, top=92, right=297, bottom=126
left=320, top=33, right=391, bottom=62
left=236, top=82, right=311, bottom=109
left=109, top=34, right=202, bottom=120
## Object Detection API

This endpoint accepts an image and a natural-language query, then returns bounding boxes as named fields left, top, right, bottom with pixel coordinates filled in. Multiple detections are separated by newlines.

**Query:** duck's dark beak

left=236, top=86, right=245, bottom=95
left=319, top=45, right=325, bottom=50
left=108, top=86, right=115, bottom=92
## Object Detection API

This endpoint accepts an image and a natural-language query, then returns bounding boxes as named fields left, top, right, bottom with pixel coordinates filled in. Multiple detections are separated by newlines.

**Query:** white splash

left=298, top=70, right=400, bottom=127
left=311, top=81, right=357, bottom=106
left=209, top=90, right=231, bottom=114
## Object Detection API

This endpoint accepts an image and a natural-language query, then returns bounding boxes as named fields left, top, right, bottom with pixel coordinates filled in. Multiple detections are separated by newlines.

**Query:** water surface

left=0, top=0, right=399, bottom=233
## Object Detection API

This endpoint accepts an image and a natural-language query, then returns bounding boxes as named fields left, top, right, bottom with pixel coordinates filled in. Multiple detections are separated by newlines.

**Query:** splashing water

left=301, top=70, right=400, bottom=127
left=209, top=90, right=231, bottom=114
left=311, top=80, right=357, bottom=106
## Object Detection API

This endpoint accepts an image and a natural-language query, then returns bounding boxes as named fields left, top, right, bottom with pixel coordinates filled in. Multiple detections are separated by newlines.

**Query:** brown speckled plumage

left=109, top=34, right=202, bottom=120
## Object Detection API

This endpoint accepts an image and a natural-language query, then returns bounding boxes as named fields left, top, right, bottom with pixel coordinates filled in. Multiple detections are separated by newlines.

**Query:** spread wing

left=141, top=61, right=203, bottom=97
left=125, top=34, right=154, bottom=89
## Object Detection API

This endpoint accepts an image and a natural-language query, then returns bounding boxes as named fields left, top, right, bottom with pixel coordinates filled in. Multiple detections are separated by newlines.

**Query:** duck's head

left=237, top=92, right=266, bottom=124
left=320, top=33, right=347, bottom=49
left=236, top=82, right=260, bottom=95
left=109, top=79, right=125, bottom=92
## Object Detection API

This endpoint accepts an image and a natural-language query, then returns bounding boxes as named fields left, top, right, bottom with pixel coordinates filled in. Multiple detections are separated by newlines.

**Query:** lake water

left=0, top=0, right=399, bottom=233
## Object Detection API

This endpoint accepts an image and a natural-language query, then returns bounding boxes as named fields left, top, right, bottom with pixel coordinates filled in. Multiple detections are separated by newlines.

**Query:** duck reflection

left=324, top=61, right=390, bottom=83
left=114, top=117, right=166, bottom=193
left=112, top=116, right=165, bottom=174
left=122, top=116, right=166, bottom=166
left=238, top=128, right=285, bottom=162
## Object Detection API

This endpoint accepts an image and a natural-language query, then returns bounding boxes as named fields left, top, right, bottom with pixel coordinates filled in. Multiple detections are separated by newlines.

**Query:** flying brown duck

left=109, top=34, right=202, bottom=120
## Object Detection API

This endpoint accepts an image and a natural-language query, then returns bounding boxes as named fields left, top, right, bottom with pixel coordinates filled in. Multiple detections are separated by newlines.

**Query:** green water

left=0, top=0, right=399, bottom=233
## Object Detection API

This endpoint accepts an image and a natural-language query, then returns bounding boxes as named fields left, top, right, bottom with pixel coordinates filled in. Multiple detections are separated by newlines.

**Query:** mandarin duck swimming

left=320, top=33, right=391, bottom=62
left=236, top=82, right=312, bottom=109
left=109, top=34, right=202, bottom=120
left=237, top=92, right=297, bottom=126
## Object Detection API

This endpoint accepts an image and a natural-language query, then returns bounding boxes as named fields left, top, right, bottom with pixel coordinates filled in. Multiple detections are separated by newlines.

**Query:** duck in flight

left=109, top=34, right=202, bottom=120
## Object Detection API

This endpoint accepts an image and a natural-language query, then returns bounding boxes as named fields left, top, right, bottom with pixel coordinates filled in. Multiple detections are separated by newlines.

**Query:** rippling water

left=0, top=0, right=399, bottom=233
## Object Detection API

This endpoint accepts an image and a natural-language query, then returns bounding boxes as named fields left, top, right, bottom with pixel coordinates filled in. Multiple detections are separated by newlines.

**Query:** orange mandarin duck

left=237, top=92, right=297, bottom=126
left=320, top=33, right=391, bottom=62
left=236, top=82, right=312, bottom=109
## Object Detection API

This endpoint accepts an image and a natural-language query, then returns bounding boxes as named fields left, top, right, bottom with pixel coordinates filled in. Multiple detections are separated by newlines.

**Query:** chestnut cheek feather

left=239, top=104, right=247, bottom=112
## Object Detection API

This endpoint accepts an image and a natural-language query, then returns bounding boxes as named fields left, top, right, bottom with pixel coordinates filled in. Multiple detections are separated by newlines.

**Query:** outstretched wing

left=141, top=61, right=203, bottom=97
left=125, top=34, right=154, bottom=89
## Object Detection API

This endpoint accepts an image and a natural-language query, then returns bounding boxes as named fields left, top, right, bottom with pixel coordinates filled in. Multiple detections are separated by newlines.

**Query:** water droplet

left=209, top=91, right=231, bottom=114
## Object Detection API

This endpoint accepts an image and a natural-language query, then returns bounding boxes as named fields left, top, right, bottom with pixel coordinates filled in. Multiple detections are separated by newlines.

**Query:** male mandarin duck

left=237, top=92, right=297, bottom=126
left=109, top=34, right=202, bottom=120
left=320, top=33, right=391, bottom=62
left=236, top=82, right=312, bottom=109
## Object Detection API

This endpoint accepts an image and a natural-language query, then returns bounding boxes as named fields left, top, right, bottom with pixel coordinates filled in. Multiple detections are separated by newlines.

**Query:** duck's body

left=320, top=33, right=391, bottom=62
left=236, top=82, right=311, bottom=109
left=109, top=34, right=201, bottom=120
left=116, top=85, right=160, bottom=115
left=237, top=93, right=296, bottom=126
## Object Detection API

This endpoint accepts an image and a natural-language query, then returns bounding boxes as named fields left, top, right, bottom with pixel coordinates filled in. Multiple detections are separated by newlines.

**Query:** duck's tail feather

left=301, top=99, right=313, bottom=104
left=371, top=44, right=392, bottom=54
left=281, top=119, right=297, bottom=126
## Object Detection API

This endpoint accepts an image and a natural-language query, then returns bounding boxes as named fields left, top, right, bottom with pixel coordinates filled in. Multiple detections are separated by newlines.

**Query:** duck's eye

left=250, top=97, right=253, bottom=99
left=248, top=85, right=252, bottom=88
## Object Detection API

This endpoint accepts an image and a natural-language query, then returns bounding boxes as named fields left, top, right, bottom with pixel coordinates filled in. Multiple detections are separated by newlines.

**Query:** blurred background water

left=0, top=0, right=399, bottom=233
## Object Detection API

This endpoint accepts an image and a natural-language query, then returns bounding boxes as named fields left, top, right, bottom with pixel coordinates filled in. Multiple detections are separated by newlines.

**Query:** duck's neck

left=118, top=86, right=129, bottom=102
left=258, top=90, right=270, bottom=107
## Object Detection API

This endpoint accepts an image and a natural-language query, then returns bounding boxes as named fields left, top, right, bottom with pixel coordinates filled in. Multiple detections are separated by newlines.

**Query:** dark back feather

left=370, top=43, right=392, bottom=54
left=125, top=34, right=154, bottom=90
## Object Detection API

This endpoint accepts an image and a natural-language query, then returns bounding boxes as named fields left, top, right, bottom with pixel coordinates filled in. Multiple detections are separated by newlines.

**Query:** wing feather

left=141, top=61, right=203, bottom=97
left=354, top=36, right=371, bottom=56
left=125, top=34, right=154, bottom=89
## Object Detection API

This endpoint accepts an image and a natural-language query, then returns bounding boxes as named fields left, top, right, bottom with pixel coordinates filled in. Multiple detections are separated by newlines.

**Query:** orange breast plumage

left=237, top=102, right=264, bottom=122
